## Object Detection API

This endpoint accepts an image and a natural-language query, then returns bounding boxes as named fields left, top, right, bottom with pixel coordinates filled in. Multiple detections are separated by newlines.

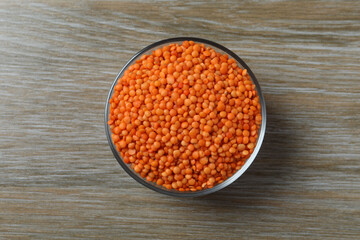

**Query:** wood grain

left=1, top=0, right=359, bottom=239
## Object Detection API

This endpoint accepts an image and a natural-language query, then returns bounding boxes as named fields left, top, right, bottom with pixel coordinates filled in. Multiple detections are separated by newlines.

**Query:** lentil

left=108, top=41, right=261, bottom=191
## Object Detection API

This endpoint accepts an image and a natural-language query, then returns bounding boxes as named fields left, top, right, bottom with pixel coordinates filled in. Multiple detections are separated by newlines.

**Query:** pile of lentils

left=108, top=40, right=262, bottom=192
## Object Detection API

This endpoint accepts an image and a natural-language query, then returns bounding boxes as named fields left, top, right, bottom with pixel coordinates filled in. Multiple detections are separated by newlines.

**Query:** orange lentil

left=108, top=41, right=261, bottom=192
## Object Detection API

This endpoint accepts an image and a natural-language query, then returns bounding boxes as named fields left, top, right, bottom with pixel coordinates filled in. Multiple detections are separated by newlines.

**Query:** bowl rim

left=104, top=37, right=266, bottom=197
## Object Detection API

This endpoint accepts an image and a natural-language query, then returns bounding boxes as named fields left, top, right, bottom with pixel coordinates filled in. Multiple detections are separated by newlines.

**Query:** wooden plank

left=0, top=0, right=359, bottom=239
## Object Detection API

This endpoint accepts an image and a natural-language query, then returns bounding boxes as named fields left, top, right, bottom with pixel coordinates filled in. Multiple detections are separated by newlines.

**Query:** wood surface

left=1, top=0, right=359, bottom=239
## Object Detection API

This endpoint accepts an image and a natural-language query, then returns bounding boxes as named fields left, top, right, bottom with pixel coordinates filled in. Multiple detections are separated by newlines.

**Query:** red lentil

left=108, top=40, right=261, bottom=191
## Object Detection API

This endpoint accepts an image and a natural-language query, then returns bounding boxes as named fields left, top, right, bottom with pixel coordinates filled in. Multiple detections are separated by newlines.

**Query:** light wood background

left=1, top=0, right=359, bottom=239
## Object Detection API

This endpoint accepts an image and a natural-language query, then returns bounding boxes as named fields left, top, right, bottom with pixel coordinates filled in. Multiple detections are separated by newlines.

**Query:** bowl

left=105, top=37, right=266, bottom=197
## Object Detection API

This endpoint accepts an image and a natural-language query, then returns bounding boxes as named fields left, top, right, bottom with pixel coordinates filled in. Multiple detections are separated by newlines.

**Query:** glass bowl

left=104, top=37, right=266, bottom=197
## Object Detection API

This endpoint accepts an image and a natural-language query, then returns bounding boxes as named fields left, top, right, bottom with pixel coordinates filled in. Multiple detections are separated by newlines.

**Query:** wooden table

left=1, top=0, right=359, bottom=239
